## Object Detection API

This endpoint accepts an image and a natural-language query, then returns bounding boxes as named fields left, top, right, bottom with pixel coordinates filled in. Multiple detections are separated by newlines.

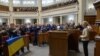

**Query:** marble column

left=74, top=14, right=78, bottom=25
left=13, top=18, right=16, bottom=24
left=60, top=16, right=63, bottom=24
left=9, top=0, right=14, bottom=24
left=78, top=0, right=86, bottom=24
left=37, top=0, right=42, bottom=24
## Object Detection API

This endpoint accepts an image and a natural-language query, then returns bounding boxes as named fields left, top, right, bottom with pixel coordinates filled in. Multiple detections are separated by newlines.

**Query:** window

left=23, top=1, right=35, bottom=5
left=0, top=0, right=8, bottom=3
left=88, top=4, right=94, bottom=9
left=24, top=19, right=31, bottom=23
left=56, top=0, right=61, bottom=2
left=13, top=0, right=20, bottom=4
left=42, top=0, right=54, bottom=5
left=68, top=15, right=74, bottom=21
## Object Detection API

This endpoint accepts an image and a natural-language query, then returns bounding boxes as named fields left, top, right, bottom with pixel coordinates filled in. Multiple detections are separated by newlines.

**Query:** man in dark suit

left=19, top=25, right=27, bottom=35
left=46, top=24, right=52, bottom=31
left=41, top=24, right=47, bottom=33
left=51, top=24, right=57, bottom=30
left=32, top=23, right=41, bottom=45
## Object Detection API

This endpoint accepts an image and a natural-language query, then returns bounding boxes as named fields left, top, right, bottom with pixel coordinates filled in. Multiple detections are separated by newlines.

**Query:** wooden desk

left=68, top=29, right=81, bottom=51
left=44, top=32, right=49, bottom=43
left=23, top=35, right=30, bottom=46
left=48, top=30, right=81, bottom=56
left=49, top=31, right=68, bottom=56
left=29, top=32, right=34, bottom=43
left=38, top=33, right=44, bottom=46
left=94, top=36, right=100, bottom=56
left=23, top=34, right=30, bottom=51
left=89, top=31, right=97, bottom=40
left=38, top=32, right=49, bottom=46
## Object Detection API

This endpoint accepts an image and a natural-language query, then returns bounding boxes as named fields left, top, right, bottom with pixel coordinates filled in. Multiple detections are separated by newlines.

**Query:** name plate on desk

left=6, top=36, right=24, bottom=56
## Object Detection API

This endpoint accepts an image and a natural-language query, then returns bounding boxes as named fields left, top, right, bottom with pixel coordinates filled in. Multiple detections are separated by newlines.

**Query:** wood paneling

left=95, top=39, right=100, bottom=56
left=96, top=8, right=100, bottom=21
left=94, top=1, right=100, bottom=23
left=0, top=5, right=9, bottom=11
left=84, top=15, right=96, bottom=25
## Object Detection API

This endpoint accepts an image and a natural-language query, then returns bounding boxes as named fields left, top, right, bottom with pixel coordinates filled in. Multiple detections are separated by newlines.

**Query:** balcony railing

left=42, top=0, right=78, bottom=11
left=13, top=7, right=38, bottom=12
left=13, top=0, right=78, bottom=12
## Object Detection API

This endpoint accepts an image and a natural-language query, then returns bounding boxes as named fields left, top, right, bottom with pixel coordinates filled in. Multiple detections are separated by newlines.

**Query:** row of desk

left=37, top=29, right=98, bottom=56
left=1, top=28, right=98, bottom=56
left=31, top=29, right=81, bottom=56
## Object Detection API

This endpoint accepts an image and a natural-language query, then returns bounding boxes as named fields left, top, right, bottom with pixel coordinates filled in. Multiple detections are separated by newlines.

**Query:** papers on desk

left=95, top=35, right=100, bottom=40
left=80, top=35, right=84, bottom=38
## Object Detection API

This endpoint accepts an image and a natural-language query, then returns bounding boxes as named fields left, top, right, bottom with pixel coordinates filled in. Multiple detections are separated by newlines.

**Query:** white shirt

left=57, top=26, right=60, bottom=30
left=80, top=27, right=89, bottom=41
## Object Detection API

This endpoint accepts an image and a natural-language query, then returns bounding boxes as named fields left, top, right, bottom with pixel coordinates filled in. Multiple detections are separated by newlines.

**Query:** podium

left=68, top=29, right=81, bottom=51
left=48, top=31, right=68, bottom=56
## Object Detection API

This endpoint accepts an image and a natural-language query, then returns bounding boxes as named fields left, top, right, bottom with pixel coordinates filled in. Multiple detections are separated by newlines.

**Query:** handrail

left=13, top=0, right=78, bottom=12
left=42, top=0, right=78, bottom=11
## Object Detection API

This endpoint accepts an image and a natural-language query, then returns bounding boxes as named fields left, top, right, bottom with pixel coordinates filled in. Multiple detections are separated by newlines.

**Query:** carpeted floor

left=20, top=41, right=95, bottom=56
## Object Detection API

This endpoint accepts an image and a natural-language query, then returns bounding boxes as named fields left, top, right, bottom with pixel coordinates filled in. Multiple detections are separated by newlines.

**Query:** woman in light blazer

left=80, top=21, right=91, bottom=56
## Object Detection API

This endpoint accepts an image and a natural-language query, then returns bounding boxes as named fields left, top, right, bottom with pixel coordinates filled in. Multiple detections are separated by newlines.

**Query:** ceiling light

left=88, top=4, right=94, bottom=9
left=49, top=17, right=53, bottom=22
left=23, top=1, right=35, bottom=5
left=13, top=0, right=20, bottom=4
left=1, top=0, right=8, bottom=3
left=25, top=19, right=31, bottom=23
left=68, top=15, right=74, bottom=21
left=0, top=19, right=3, bottom=24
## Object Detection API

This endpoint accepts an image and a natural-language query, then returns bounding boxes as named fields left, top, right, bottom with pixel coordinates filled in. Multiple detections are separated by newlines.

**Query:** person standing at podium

left=80, top=21, right=90, bottom=56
